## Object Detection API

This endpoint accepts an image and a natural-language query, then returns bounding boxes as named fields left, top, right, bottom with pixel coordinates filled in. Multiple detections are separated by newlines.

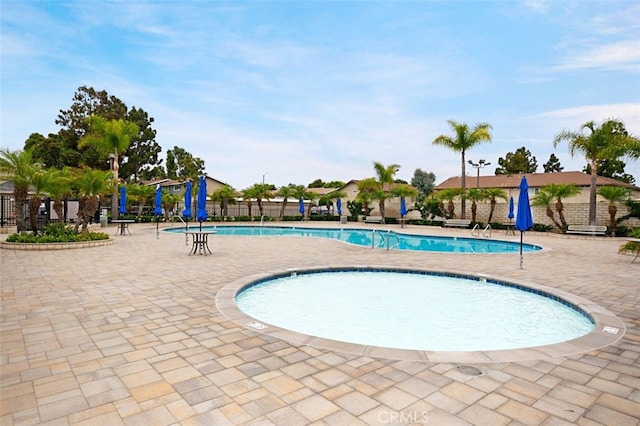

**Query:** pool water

left=236, top=270, right=594, bottom=351
left=166, top=226, right=541, bottom=253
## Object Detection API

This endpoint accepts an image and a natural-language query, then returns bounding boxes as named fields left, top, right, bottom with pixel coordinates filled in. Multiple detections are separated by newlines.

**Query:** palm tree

left=43, top=167, right=73, bottom=223
left=432, top=120, right=493, bottom=219
left=241, top=186, right=258, bottom=219
left=437, top=188, right=464, bottom=219
left=27, top=168, right=49, bottom=233
left=553, top=119, right=639, bottom=225
left=72, top=167, right=114, bottom=233
left=532, top=189, right=563, bottom=231
left=212, top=185, right=237, bottom=219
left=597, top=185, right=630, bottom=236
left=465, top=188, right=484, bottom=224
left=252, top=183, right=273, bottom=217
left=276, top=185, right=294, bottom=220
left=79, top=116, right=139, bottom=220
left=0, top=148, right=37, bottom=232
left=372, top=162, right=400, bottom=223
left=356, top=177, right=379, bottom=218
left=161, top=192, right=181, bottom=222
left=543, top=183, right=581, bottom=231
left=128, top=183, right=155, bottom=218
left=482, top=188, right=508, bottom=224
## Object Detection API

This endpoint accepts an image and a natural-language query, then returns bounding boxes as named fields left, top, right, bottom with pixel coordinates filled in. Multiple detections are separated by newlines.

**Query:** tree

left=495, top=147, right=538, bottom=175
left=543, top=153, right=564, bottom=173
left=372, top=161, right=400, bottom=223
left=71, top=167, right=114, bottom=233
left=0, top=148, right=37, bottom=232
left=166, top=146, right=205, bottom=180
left=432, top=120, right=492, bottom=219
left=308, top=179, right=325, bottom=188
left=275, top=185, right=294, bottom=220
left=554, top=119, right=640, bottom=225
left=79, top=116, right=139, bottom=220
left=127, top=183, right=156, bottom=217
left=241, top=186, right=258, bottom=219
left=356, top=177, right=378, bottom=217
left=161, top=191, right=180, bottom=222
left=211, top=185, right=237, bottom=219
left=291, top=185, right=311, bottom=219
left=532, top=190, right=563, bottom=231
left=436, top=188, right=464, bottom=219
left=55, top=86, right=128, bottom=169
left=120, top=107, right=161, bottom=182
left=324, top=180, right=345, bottom=188
left=42, top=167, right=73, bottom=222
left=253, top=184, right=273, bottom=217
left=465, top=188, right=485, bottom=223
left=584, top=158, right=635, bottom=184
left=597, top=186, right=630, bottom=237
left=483, top=188, right=508, bottom=224
left=543, top=183, right=581, bottom=231
left=411, top=169, right=436, bottom=201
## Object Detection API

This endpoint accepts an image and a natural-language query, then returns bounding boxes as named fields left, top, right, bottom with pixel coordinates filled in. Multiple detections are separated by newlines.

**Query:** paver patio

left=1, top=222, right=639, bottom=425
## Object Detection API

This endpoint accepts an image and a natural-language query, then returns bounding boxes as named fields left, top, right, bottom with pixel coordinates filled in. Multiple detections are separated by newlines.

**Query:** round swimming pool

left=166, top=225, right=542, bottom=253
left=217, top=267, right=625, bottom=362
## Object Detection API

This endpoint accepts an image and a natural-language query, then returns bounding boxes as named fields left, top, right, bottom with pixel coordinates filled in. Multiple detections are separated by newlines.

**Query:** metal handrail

left=471, top=223, right=480, bottom=238
left=371, top=229, right=401, bottom=251
left=169, top=215, right=189, bottom=245
left=483, top=224, right=492, bottom=238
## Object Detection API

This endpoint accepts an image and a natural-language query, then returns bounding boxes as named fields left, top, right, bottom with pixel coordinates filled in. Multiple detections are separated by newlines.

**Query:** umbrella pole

left=519, top=232, right=524, bottom=269
left=156, top=216, right=159, bottom=239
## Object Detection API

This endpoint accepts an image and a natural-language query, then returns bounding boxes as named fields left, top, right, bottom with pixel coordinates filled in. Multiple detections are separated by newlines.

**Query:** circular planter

left=0, top=239, right=113, bottom=250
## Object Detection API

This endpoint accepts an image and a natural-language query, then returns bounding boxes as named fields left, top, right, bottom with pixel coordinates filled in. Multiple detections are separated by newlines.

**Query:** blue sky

left=2, top=0, right=639, bottom=189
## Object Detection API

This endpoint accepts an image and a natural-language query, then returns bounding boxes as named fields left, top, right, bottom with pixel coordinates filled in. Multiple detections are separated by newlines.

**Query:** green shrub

left=6, top=224, right=109, bottom=243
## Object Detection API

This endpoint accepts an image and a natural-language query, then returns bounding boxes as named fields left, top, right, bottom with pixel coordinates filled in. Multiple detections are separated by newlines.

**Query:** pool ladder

left=471, top=223, right=492, bottom=238
left=372, top=229, right=400, bottom=251
left=169, top=215, right=190, bottom=245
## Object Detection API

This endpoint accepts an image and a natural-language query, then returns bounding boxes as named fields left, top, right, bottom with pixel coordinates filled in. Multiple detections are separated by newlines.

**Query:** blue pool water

left=236, top=269, right=594, bottom=351
left=166, top=225, right=541, bottom=253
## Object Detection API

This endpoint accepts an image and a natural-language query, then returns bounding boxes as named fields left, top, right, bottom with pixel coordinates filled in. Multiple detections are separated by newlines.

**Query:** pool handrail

left=371, top=229, right=401, bottom=251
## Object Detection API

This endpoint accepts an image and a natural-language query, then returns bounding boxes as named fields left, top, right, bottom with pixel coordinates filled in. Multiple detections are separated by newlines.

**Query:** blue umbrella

left=515, top=176, right=533, bottom=269
left=119, top=185, right=127, bottom=215
left=183, top=181, right=192, bottom=220
left=154, top=185, right=162, bottom=238
left=299, top=197, right=305, bottom=218
left=196, top=176, right=208, bottom=229
left=508, top=196, right=514, bottom=220
left=400, top=197, right=407, bottom=217
left=337, top=198, right=342, bottom=216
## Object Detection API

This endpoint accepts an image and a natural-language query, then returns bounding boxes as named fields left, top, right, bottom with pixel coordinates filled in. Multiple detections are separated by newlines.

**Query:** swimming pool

left=217, top=267, right=625, bottom=362
left=166, top=225, right=541, bottom=253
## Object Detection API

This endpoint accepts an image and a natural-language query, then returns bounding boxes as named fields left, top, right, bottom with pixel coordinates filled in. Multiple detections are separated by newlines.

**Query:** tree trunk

left=588, top=167, right=598, bottom=225
left=608, top=204, right=617, bottom=237
left=556, top=200, right=568, bottom=231
left=28, top=196, right=40, bottom=233
left=471, top=201, right=477, bottom=223
left=14, top=185, right=28, bottom=232
left=546, top=207, right=563, bottom=231
left=460, top=152, right=466, bottom=219
left=487, top=199, right=496, bottom=224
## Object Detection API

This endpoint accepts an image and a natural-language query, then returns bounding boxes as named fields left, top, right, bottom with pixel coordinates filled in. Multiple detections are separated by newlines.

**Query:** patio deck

left=1, top=222, right=639, bottom=425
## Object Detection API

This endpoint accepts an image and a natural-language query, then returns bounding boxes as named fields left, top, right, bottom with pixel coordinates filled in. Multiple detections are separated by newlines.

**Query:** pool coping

left=216, top=265, right=626, bottom=364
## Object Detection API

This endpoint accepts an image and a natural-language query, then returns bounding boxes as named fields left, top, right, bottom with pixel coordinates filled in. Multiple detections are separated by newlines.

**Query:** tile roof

left=435, top=171, right=640, bottom=190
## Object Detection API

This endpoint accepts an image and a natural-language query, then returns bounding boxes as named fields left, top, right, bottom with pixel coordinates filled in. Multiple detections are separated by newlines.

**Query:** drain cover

left=456, top=365, right=484, bottom=376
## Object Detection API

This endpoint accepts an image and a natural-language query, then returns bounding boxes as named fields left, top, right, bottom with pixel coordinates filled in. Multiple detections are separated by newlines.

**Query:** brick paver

left=1, top=222, right=639, bottom=424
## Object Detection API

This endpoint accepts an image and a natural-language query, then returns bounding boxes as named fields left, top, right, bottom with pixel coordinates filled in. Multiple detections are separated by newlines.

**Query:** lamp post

left=468, top=159, right=491, bottom=188
left=262, top=172, right=268, bottom=186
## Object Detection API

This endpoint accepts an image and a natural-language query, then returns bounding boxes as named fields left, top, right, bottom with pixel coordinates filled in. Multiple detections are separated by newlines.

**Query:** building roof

left=435, top=171, right=640, bottom=191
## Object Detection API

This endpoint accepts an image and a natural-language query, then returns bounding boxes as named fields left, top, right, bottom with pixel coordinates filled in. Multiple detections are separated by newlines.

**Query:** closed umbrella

left=299, top=197, right=305, bottom=219
left=183, top=180, right=192, bottom=230
left=337, top=198, right=342, bottom=216
left=154, top=185, right=162, bottom=238
left=196, top=176, right=208, bottom=230
left=119, top=185, right=127, bottom=215
left=508, top=196, right=514, bottom=220
left=515, top=177, right=533, bottom=269
left=400, top=197, right=407, bottom=217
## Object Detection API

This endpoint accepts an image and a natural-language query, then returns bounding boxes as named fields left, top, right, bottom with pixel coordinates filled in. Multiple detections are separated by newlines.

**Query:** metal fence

left=0, top=195, right=16, bottom=228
